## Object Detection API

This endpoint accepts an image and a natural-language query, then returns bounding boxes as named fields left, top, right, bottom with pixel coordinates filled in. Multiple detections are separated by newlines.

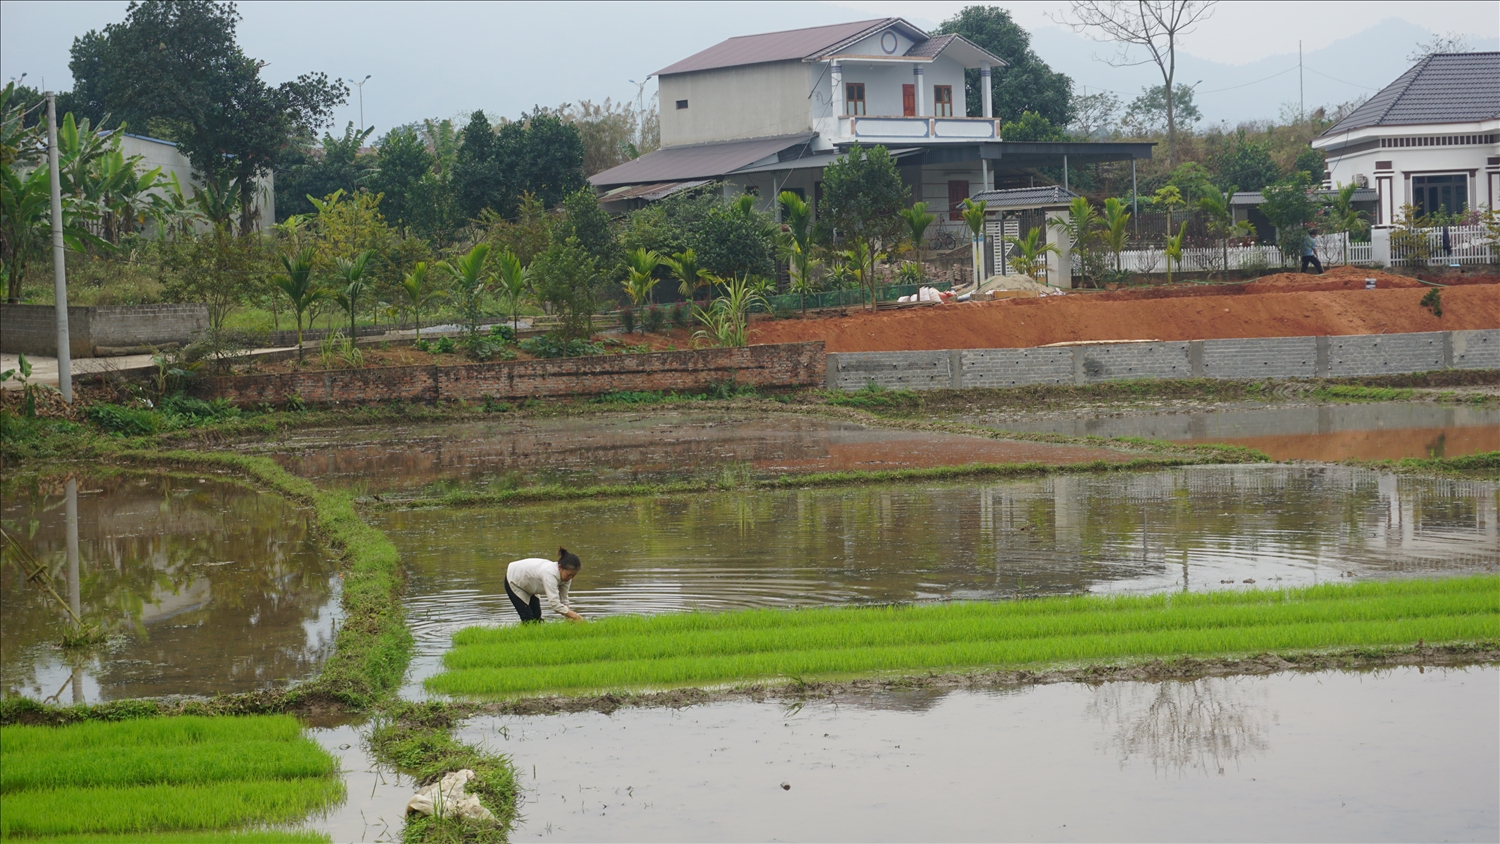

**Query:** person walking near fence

left=505, top=549, right=585, bottom=623
left=1300, top=230, right=1324, bottom=274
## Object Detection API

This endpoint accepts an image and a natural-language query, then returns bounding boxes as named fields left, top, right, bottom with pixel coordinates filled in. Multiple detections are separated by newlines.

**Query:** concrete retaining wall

left=1, top=303, right=208, bottom=358
left=827, top=329, right=1500, bottom=390
left=198, top=342, right=826, bottom=406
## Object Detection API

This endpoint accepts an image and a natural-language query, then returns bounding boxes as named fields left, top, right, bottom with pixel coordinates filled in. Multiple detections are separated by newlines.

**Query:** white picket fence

left=1098, top=226, right=1495, bottom=274
left=1390, top=223, right=1494, bottom=266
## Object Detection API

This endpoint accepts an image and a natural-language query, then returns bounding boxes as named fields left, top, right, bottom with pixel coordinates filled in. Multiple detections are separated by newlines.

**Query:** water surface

left=461, top=665, right=1498, bottom=842
left=372, top=465, right=1499, bottom=696
left=257, top=412, right=1132, bottom=494
left=969, top=400, right=1500, bottom=461
left=1, top=473, right=339, bottom=703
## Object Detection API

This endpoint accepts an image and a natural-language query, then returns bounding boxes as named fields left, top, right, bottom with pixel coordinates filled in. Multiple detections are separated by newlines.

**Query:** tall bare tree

left=1053, top=1, right=1217, bottom=166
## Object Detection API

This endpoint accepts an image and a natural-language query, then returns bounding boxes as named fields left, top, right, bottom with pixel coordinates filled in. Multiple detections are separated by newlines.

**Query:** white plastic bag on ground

left=406, top=768, right=495, bottom=821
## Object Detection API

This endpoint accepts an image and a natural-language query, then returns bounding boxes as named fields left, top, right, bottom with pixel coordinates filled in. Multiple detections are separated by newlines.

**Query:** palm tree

left=959, top=197, right=989, bottom=287
left=663, top=248, right=714, bottom=302
left=1047, top=196, right=1100, bottom=286
left=333, top=250, right=376, bottom=340
left=1100, top=197, right=1131, bottom=274
left=436, top=243, right=493, bottom=343
left=1165, top=222, right=1188, bottom=284
left=897, top=201, right=937, bottom=281
left=1007, top=228, right=1059, bottom=281
left=1325, top=182, right=1369, bottom=266
left=400, top=262, right=446, bottom=341
left=779, top=191, right=817, bottom=313
left=493, top=248, right=529, bottom=334
left=271, top=248, right=324, bottom=359
left=621, top=248, right=662, bottom=329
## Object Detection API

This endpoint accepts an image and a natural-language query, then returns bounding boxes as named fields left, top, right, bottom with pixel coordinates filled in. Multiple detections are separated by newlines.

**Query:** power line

left=1301, top=65, right=1379, bottom=91
left=1197, top=65, right=1298, bottom=95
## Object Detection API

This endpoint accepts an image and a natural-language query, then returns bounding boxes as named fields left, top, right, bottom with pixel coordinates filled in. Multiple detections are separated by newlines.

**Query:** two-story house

left=1311, top=52, right=1500, bottom=226
left=591, top=18, right=1151, bottom=228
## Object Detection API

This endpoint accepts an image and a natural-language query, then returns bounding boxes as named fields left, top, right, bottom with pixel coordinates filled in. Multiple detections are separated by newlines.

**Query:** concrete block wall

left=200, top=342, right=825, bottom=406
left=1, top=303, right=208, bottom=357
left=1327, top=332, right=1446, bottom=378
left=827, top=329, right=1500, bottom=391
left=1201, top=337, right=1318, bottom=380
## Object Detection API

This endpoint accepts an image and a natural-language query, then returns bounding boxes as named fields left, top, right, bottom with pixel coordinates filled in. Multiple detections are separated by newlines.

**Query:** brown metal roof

left=599, top=180, right=712, bottom=203
left=588, top=134, right=818, bottom=188
left=654, top=19, right=895, bottom=76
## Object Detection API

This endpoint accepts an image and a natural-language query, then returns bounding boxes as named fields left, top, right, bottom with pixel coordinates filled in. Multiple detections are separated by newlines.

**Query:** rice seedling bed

left=0, top=715, right=341, bottom=841
left=428, top=576, right=1500, bottom=698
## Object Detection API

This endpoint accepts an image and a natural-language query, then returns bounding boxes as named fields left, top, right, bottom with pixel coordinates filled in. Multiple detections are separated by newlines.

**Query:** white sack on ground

left=406, top=768, right=495, bottom=821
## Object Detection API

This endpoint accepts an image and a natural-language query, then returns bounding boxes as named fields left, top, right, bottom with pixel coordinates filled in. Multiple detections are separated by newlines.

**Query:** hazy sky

left=3, top=1, right=1496, bottom=135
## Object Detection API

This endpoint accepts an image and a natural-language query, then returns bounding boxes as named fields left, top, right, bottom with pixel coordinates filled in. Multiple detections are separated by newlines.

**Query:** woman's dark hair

left=558, top=547, right=582, bottom=571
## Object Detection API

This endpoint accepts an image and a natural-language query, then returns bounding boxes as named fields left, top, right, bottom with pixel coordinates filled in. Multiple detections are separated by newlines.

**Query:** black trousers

left=505, top=579, right=543, bottom=623
left=1301, top=254, right=1323, bottom=274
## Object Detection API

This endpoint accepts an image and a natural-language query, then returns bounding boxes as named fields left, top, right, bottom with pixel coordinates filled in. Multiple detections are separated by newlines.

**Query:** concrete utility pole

left=46, top=92, right=72, bottom=403
left=351, top=75, right=371, bottom=133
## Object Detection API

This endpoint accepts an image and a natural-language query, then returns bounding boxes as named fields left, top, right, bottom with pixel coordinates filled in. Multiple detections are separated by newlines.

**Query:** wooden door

left=902, top=84, right=915, bottom=117
left=948, top=180, right=969, bottom=220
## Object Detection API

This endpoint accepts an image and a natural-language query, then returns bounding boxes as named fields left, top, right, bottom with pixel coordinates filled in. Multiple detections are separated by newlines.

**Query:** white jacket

left=506, top=558, right=573, bottom=617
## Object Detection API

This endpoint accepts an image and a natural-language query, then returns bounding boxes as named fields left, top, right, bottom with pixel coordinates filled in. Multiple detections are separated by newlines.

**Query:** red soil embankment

left=750, top=270, right=1500, bottom=353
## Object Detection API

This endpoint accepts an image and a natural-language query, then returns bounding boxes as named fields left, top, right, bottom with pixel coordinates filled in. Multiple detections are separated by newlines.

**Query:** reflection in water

left=1086, top=678, right=1273, bottom=777
left=376, top=465, right=1499, bottom=695
left=457, top=666, right=1497, bottom=842
left=1, top=473, right=340, bottom=702
left=971, top=400, right=1500, bottom=461
left=254, top=412, right=1131, bottom=494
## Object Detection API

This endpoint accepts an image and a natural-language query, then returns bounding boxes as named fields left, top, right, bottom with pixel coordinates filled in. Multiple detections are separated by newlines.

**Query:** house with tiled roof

left=590, top=17, right=1150, bottom=244
left=1311, top=52, right=1500, bottom=225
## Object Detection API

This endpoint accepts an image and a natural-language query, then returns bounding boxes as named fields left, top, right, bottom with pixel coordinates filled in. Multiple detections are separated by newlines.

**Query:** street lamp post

left=350, top=75, right=371, bottom=133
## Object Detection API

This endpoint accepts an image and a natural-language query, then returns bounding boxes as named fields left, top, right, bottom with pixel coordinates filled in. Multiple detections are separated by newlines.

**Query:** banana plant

left=271, top=248, right=325, bottom=359
left=493, top=248, right=528, bottom=334
left=333, top=250, right=376, bottom=340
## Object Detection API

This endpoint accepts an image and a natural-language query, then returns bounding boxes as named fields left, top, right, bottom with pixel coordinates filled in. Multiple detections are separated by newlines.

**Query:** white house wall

left=835, top=57, right=969, bottom=117
left=117, top=134, right=275, bottom=230
left=1318, top=124, right=1499, bottom=225
left=659, top=62, right=816, bottom=147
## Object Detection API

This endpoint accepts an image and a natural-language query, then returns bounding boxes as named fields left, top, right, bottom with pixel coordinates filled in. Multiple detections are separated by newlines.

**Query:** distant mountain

left=1029, top=17, right=1499, bottom=126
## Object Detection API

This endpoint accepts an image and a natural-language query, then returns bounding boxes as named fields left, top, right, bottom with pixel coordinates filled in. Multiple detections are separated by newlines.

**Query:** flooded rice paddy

left=461, top=665, right=1498, bottom=842
left=0, top=473, right=339, bottom=703
left=254, top=413, right=1135, bottom=494
left=971, top=400, right=1500, bottom=461
left=371, top=465, right=1499, bottom=696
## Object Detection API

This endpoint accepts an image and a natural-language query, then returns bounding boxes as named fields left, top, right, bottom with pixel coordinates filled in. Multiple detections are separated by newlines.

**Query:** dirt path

left=751, top=270, right=1500, bottom=353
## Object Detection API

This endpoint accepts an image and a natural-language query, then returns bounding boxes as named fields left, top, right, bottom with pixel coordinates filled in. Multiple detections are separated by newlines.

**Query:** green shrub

left=520, top=334, right=604, bottom=358
left=643, top=304, right=666, bottom=333
left=1421, top=288, right=1443, bottom=317
left=414, top=338, right=430, bottom=352
left=85, top=404, right=160, bottom=436
left=434, top=336, right=456, bottom=354
left=670, top=301, right=691, bottom=328
left=619, top=307, right=636, bottom=334
left=489, top=324, right=517, bottom=343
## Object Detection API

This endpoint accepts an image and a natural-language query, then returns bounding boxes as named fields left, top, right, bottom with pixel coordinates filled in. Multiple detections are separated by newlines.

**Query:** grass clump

left=0, top=715, right=340, bottom=840
left=426, top=576, right=1499, bottom=698
left=1312, top=384, right=1417, bottom=402
left=825, top=383, right=922, bottom=409
left=368, top=703, right=516, bottom=841
left=1349, top=451, right=1500, bottom=479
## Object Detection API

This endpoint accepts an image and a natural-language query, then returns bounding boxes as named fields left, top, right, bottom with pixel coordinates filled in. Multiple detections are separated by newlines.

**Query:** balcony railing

left=839, top=115, right=1001, bottom=141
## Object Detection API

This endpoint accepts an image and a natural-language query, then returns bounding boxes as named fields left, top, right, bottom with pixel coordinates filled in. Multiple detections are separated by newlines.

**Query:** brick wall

left=198, top=342, right=826, bottom=405
left=827, top=329, right=1500, bottom=390
left=1, top=303, right=208, bottom=357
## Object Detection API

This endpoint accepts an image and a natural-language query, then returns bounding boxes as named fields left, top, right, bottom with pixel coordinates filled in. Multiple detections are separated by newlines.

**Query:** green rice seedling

left=37, top=830, right=331, bottom=843
left=0, top=714, right=304, bottom=756
left=2, top=739, right=339, bottom=791
left=0, top=778, right=346, bottom=836
left=426, top=576, right=1499, bottom=697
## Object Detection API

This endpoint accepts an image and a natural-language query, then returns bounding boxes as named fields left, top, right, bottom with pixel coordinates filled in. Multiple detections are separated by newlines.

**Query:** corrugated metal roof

left=654, top=19, right=894, bottom=76
left=1322, top=52, right=1500, bottom=135
left=1230, top=187, right=1379, bottom=206
left=904, top=34, right=957, bottom=59
left=588, top=134, right=818, bottom=187
left=599, top=180, right=712, bottom=203
left=971, top=185, right=1081, bottom=209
